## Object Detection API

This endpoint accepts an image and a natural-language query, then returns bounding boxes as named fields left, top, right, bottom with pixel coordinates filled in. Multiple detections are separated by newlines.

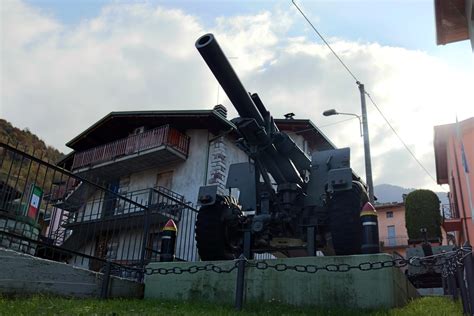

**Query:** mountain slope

left=0, top=119, right=63, bottom=163
left=374, top=184, right=448, bottom=205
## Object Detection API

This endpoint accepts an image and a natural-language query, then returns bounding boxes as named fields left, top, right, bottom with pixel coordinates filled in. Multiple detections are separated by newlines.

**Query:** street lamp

left=322, top=102, right=374, bottom=204
left=323, top=109, right=362, bottom=137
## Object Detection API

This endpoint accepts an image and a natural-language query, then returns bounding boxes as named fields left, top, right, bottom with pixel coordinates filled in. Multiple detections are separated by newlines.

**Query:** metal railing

left=442, top=203, right=459, bottom=220
left=0, top=141, right=199, bottom=281
left=71, top=125, right=190, bottom=170
left=59, top=186, right=186, bottom=225
left=380, top=236, right=409, bottom=248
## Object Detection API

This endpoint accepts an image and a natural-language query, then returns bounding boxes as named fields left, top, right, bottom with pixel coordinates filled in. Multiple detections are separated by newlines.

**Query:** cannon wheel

left=329, top=181, right=369, bottom=255
left=195, top=198, right=240, bottom=261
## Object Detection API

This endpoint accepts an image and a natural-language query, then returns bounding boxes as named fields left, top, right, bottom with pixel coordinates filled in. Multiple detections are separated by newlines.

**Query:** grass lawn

left=0, top=296, right=462, bottom=315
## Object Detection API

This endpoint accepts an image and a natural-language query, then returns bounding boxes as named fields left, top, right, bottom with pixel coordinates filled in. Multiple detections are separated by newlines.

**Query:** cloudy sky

left=1, top=0, right=473, bottom=191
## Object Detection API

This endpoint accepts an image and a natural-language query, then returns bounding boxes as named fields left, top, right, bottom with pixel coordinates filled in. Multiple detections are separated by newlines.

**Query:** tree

left=405, top=189, right=442, bottom=241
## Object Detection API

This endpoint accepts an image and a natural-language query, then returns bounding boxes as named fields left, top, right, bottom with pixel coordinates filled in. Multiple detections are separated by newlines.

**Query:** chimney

left=213, top=104, right=227, bottom=118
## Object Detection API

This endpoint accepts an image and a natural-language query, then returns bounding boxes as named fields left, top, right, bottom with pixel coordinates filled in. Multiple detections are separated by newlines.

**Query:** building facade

left=376, top=202, right=410, bottom=257
left=377, top=201, right=449, bottom=258
left=434, top=117, right=474, bottom=246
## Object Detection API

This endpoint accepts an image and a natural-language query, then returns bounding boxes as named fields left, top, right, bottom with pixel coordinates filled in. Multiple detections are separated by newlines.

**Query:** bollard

left=442, top=273, right=448, bottom=295
left=462, top=242, right=474, bottom=315
left=360, top=202, right=380, bottom=254
left=160, top=219, right=177, bottom=262
left=100, top=260, right=112, bottom=299
left=235, top=254, right=246, bottom=311
left=457, top=263, right=470, bottom=315
left=448, top=272, right=459, bottom=300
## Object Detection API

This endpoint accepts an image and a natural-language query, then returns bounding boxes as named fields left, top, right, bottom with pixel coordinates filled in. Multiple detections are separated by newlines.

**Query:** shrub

left=405, top=189, right=441, bottom=241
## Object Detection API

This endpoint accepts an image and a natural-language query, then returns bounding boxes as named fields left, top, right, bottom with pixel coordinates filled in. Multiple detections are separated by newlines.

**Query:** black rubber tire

left=329, top=181, right=369, bottom=255
left=195, top=202, right=234, bottom=261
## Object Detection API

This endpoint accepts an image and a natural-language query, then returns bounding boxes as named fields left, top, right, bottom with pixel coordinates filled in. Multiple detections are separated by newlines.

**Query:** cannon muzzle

left=196, top=34, right=264, bottom=126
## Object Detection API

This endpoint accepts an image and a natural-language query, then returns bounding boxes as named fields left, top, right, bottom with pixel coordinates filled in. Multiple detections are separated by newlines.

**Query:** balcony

left=64, top=186, right=187, bottom=227
left=441, top=203, right=462, bottom=232
left=380, top=236, right=409, bottom=248
left=71, top=125, right=190, bottom=179
left=57, top=186, right=197, bottom=251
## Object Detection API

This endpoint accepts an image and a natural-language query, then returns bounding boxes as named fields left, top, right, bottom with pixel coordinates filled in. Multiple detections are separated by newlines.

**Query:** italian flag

left=28, top=186, right=43, bottom=220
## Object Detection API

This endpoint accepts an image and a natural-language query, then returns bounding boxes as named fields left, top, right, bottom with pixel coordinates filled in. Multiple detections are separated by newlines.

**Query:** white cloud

left=1, top=0, right=472, bottom=192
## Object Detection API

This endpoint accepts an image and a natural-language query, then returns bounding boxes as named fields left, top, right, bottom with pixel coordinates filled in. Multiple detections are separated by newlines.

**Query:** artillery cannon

left=195, top=33, right=371, bottom=260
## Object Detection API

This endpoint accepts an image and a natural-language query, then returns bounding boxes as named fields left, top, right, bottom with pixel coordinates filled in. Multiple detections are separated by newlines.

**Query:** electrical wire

left=319, top=117, right=357, bottom=128
left=364, top=92, right=439, bottom=185
left=292, top=0, right=444, bottom=189
left=289, top=117, right=357, bottom=135
left=291, top=0, right=360, bottom=84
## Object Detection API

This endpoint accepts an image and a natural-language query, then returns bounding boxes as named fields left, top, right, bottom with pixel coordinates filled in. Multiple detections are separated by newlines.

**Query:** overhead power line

left=291, top=0, right=360, bottom=84
left=365, top=92, right=439, bottom=185
left=291, top=0, right=443, bottom=189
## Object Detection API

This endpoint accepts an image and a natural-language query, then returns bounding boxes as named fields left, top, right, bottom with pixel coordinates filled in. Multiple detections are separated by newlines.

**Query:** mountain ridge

left=374, top=183, right=448, bottom=205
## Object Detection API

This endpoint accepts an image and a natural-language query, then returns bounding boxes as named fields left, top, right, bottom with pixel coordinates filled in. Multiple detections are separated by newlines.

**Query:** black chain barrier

left=140, top=247, right=474, bottom=313
left=143, top=248, right=470, bottom=277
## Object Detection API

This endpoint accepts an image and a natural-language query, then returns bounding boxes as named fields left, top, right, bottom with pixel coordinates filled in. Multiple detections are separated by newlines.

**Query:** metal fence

left=0, top=141, right=198, bottom=281
left=380, top=236, right=409, bottom=248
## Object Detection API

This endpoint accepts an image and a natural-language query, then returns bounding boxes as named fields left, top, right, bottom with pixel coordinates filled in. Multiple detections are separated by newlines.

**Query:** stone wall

left=0, top=248, right=143, bottom=298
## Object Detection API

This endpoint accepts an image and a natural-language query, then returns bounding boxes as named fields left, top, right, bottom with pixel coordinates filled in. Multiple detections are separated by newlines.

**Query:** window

left=106, top=239, right=119, bottom=259
left=386, top=211, right=393, bottom=218
left=387, top=225, right=396, bottom=246
left=115, top=176, right=130, bottom=215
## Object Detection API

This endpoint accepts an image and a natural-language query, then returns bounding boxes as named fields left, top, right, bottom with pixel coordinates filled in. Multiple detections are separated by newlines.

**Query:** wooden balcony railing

left=71, top=125, right=189, bottom=170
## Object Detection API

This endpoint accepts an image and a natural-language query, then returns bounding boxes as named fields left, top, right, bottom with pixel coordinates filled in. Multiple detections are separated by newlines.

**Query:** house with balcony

left=434, top=117, right=474, bottom=246
left=377, top=202, right=410, bottom=257
left=49, top=105, right=336, bottom=270
left=377, top=199, right=451, bottom=258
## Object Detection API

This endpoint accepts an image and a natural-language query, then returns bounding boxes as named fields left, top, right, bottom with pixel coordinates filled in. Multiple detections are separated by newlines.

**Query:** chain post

left=457, top=261, right=470, bottom=315
left=442, top=271, right=449, bottom=295
left=235, top=254, right=247, bottom=311
left=100, top=260, right=112, bottom=299
left=462, top=242, right=474, bottom=315
left=306, top=226, right=316, bottom=256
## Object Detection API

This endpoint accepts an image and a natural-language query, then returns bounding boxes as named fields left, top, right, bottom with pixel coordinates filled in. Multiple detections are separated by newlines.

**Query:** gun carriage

left=195, top=33, right=370, bottom=260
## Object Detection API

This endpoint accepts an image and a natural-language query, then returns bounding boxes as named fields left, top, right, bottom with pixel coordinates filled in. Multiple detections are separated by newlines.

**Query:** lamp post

left=323, top=86, right=374, bottom=204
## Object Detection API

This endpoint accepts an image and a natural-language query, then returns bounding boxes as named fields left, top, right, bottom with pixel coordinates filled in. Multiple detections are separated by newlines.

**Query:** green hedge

left=405, top=189, right=441, bottom=241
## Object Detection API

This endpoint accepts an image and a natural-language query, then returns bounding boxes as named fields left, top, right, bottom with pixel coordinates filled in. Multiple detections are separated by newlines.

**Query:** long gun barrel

left=196, top=33, right=306, bottom=185
left=196, top=34, right=265, bottom=126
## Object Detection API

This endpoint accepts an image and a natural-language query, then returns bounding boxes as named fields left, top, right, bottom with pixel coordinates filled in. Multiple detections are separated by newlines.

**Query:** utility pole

left=358, top=82, right=374, bottom=204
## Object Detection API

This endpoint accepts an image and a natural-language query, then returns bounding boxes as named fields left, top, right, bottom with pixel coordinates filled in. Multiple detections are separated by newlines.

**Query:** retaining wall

left=145, top=253, right=419, bottom=309
left=0, top=248, right=143, bottom=298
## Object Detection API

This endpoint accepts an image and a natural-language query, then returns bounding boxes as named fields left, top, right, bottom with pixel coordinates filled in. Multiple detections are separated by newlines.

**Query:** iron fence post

left=139, top=190, right=153, bottom=279
left=307, top=226, right=316, bottom=256
left=449, top=272, right=458, bottom=300
left=243, top=230, right=252, bottom=259
left=458, top=262, right=470, bottom=315
left=442, top=273, right=448, bottom=295
left=463, top=242, right=474, bottom=315
left=100, top=260, right=112, bottom=299
left=235, top=254, right=246, bottom=311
